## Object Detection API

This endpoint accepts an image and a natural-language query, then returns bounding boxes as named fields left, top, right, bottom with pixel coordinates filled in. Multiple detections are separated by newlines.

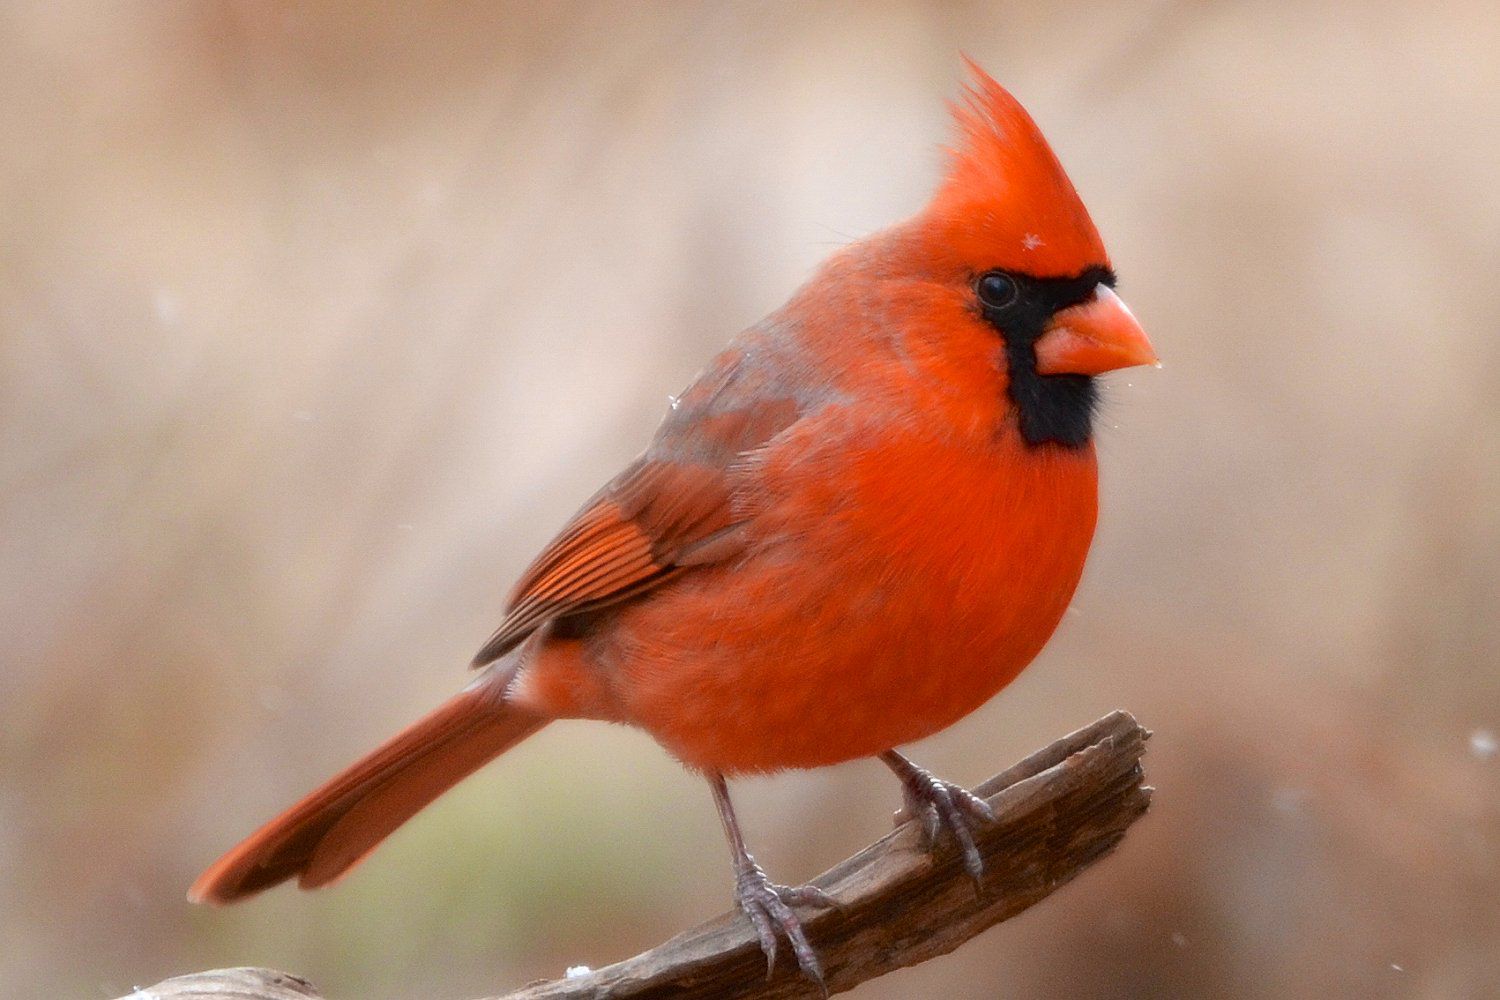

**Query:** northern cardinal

left=190, top=62, right=1156, bottom=987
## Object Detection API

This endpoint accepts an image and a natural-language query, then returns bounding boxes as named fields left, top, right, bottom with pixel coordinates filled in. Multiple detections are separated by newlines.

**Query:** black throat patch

left=977, top=266, right=1115, bottom=449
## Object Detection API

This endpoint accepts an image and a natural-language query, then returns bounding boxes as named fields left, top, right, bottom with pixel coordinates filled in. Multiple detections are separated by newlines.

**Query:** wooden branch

left=124, top=712, right=1150, bottom=1000
left=120, top=968, right=322, bottom=999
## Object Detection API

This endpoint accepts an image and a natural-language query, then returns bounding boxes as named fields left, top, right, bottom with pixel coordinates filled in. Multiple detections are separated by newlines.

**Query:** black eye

left=976, top=271, right=1020, bottom=310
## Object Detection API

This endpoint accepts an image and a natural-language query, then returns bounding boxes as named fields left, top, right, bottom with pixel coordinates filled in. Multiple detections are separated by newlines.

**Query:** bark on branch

left=125, top=711, right=1151, bottom=1000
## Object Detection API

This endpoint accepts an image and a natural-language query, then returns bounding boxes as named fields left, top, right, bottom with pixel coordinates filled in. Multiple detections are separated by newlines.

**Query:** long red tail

left=189, top=671, right=546, bottom=904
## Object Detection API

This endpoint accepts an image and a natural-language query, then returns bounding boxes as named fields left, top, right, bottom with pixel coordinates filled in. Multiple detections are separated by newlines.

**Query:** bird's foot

left=732, top=855, right=838, bottom=990
left=891, top=763, right=996, bottom=891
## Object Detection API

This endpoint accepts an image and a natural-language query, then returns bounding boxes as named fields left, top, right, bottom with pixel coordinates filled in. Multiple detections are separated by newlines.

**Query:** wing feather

left=470, top=354, right=804, bottom=667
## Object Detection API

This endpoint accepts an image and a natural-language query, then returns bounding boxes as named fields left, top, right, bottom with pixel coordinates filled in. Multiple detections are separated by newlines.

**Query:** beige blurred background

left=3, top=2, right=1498, bottom=997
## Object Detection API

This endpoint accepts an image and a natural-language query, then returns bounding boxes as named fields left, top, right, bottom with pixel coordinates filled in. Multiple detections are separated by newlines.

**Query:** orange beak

left=1034, top=285, right=1157, bottom=376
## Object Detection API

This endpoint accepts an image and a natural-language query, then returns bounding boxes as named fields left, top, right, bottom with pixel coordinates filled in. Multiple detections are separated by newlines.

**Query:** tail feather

left=189, top=671, right=546, bottom=904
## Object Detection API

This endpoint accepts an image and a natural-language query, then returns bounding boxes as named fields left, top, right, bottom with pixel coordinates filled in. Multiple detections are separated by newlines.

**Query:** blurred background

left=3, top=2, right=1497, bottom=997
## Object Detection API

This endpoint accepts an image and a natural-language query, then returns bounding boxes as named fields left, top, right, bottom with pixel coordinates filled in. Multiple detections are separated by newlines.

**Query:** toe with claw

left=732, top=856, right=838, bottom=990
left=883, top=751, right=996, bottom=891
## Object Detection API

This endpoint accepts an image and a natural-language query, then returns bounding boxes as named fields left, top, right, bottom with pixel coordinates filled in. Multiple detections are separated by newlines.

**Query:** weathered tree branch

left=124, top=712, right=1150, bottom=1000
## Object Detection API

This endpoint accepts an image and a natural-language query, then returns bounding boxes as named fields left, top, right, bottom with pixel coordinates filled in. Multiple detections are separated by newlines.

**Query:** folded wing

left=471, top=358, right=804, bottom=667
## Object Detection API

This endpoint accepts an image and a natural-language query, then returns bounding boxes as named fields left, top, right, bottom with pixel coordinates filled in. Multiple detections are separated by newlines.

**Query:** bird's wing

left=471, top=351, right=803, bottom=667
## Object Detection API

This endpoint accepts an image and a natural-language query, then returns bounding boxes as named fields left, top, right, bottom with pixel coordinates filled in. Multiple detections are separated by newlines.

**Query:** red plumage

left=190, top=62, right=1155, bottom=983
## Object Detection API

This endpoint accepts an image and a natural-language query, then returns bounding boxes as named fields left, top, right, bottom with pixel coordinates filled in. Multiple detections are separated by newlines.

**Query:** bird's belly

left=604, top=435, right=1099, bottom=774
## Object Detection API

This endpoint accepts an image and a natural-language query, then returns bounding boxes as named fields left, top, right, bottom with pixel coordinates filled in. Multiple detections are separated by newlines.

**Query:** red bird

left=191, top=63, right=1156, bottom=986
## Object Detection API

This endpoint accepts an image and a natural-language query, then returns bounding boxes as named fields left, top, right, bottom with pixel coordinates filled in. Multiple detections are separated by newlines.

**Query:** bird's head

left=912, top=61, right=1157, bottom=448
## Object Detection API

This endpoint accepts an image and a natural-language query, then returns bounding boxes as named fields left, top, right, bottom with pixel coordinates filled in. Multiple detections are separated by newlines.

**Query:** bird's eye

left=976, top=271, right=1020, bottom=310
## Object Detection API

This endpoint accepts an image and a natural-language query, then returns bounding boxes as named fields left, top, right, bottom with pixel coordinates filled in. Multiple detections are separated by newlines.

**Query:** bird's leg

left=708, top=774, right=838, bottom=990
left=880, top=750, right=995, bottom=891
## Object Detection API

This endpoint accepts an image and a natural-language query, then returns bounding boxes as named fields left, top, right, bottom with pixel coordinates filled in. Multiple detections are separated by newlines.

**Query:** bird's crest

left=925, top=60, right=1108, bottom=277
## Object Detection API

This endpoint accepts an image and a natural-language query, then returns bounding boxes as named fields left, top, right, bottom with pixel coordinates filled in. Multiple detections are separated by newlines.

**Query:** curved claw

left=780, top=883, right=844, bottom=912
left=733, top=859, right=830, bottom=992
left=888, top=757, right=996, bottom=893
